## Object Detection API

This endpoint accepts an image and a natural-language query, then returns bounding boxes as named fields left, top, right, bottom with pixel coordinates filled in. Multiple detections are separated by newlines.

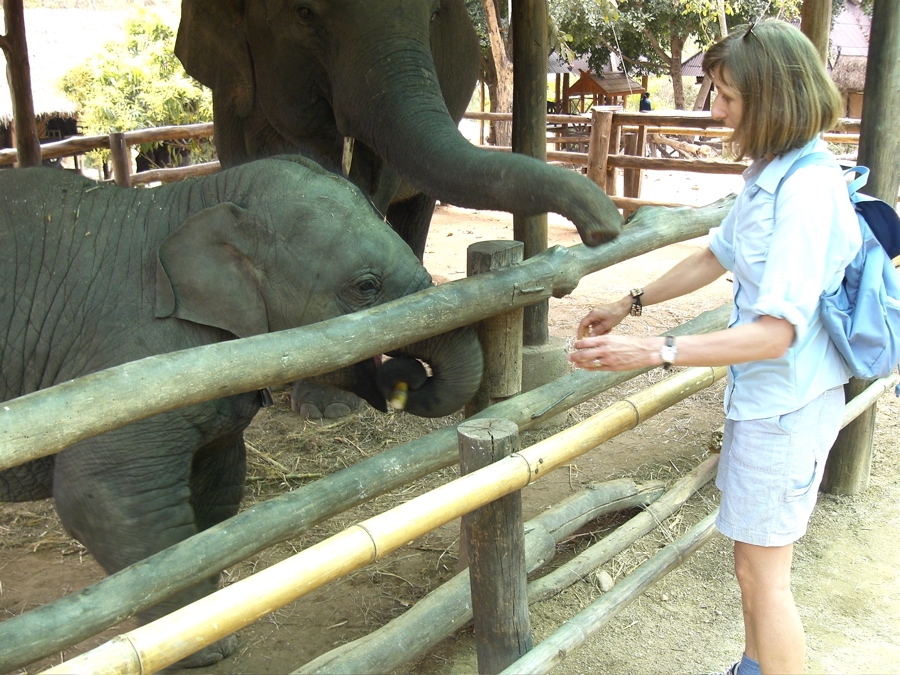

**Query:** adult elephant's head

left=154, top=156, right=482, bottom=417
left=176, top=0, right=622, bottom=254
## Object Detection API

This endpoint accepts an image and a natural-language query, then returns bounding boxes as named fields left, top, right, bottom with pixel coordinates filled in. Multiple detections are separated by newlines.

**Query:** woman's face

left=710, top=68, right=743, bottom=132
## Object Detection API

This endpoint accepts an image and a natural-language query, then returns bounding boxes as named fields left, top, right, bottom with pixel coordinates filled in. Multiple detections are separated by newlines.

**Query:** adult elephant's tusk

left=342, top=137, right=355, bottom=176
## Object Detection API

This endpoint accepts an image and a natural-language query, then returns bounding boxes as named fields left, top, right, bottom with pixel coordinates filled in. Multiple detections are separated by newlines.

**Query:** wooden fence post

left=465, top=241, right=525, bottom=418
left=586, top=109, right=614, bottom=190
left=109, top=132, right=132, bottom=188
left=606, top=121, right=621, bottom=197
left=458, top=418, right=532, bottom=674
left=622, top=131, right=646, bottom=218
left=824, top=0, right=900, bottom=495
left=821, top=379, right=877, bottom=494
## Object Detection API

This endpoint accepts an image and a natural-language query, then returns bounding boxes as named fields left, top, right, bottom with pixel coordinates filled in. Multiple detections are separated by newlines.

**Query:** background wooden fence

left=0, top=111, right=864, bottom=208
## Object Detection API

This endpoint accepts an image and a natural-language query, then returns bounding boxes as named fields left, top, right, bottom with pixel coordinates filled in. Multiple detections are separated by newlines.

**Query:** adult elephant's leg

left=386, top=193, right=439, bottom=261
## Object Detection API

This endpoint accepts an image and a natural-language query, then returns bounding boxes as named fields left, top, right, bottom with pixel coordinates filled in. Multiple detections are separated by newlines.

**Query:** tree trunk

left=482, top=0, right=513, bottom=146
left=800, top=0, right=832, bottom=65
left=669, top=33, right=686, bottom=109
left=0, top=0, right=41, bottom=167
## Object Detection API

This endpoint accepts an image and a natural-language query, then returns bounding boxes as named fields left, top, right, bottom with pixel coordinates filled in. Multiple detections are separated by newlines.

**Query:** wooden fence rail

left=0, top=112, right=886, bottom=674
left=45, top=366, right=728, bottom=674
left=0, top=196, right=735, bottom=471
left=0, top=112, right=863, bottom=206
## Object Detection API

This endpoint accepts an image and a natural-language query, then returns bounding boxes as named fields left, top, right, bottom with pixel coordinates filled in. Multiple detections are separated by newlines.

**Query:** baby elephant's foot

left=162, top=634, right=238, bottom=671
left=290, top=381, right=365, bottom=419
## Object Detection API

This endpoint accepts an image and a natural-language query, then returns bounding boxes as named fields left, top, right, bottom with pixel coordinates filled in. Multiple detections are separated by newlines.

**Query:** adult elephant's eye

left=296, top=6, right=313, bottom=19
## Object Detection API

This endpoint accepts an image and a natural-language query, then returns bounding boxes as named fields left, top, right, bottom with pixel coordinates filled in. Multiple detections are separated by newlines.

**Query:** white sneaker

left=701, top=662, right=740, bottom=675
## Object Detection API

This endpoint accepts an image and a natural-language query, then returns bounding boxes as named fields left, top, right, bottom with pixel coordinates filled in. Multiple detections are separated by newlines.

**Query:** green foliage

left=548, top=0, right=802, bottom=108
left=60, top=9, right=212, bottom=163
left=24, top=0, right=178, bottom=10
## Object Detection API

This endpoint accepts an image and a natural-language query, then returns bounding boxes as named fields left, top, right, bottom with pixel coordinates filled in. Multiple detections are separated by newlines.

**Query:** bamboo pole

left=298, top=374, right=897, bottom=675
left=44, top=367, right=725, bottom=674
left=499, top=511, right=720, bottom=675
left=295, top=478, right=666, bottom=675
left=0, top=195, right=735, bottom=472
left=0, top=307, right=732, bottom=673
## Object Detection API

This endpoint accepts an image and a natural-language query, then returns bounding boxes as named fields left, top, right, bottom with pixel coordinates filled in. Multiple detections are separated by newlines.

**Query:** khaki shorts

left=715, top=386, right=844, bottom=547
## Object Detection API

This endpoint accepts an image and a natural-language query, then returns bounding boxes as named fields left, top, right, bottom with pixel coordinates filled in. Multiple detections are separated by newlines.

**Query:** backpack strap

left=844, top=165, right=870, bottom=201
left=776, top=151, right=836, bottom=190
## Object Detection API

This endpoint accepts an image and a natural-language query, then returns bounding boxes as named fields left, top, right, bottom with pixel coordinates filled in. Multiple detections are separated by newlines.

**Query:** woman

left=568, top=21, right=860, bottom=675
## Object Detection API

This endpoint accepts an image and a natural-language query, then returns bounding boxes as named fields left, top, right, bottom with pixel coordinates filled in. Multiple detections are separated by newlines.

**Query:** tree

left=60, top=9, right=212, bottom=167
left=550, top=0, right=802, bottom=109
left=1, top=0, right=41, bottom=166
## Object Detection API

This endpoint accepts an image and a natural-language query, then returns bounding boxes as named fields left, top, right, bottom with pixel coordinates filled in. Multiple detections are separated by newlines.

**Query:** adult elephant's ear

left=176, top=0, right=254, bottom=117
left=155, top=203, right=269, bottom=338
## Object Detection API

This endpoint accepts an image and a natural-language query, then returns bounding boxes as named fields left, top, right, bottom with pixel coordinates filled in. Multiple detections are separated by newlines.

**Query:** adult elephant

left=175, top=0, right=623, bottom=260
left=0, top=156, right=482, bottom=667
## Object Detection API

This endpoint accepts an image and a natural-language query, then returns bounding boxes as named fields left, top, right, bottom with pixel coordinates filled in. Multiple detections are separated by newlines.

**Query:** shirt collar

left=744, top=136, right=828, bottom=195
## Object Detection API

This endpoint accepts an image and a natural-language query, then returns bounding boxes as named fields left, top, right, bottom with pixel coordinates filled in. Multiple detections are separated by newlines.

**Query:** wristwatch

left=660, top=336, right=677, bottom=370
left=629, top=288, right=644, bottom=316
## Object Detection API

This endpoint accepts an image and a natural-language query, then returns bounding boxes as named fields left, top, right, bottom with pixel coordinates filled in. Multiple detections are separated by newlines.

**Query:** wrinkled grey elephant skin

left=0, top=157, right=482, bottom=667
left=176, top=0, right=623, bottom=259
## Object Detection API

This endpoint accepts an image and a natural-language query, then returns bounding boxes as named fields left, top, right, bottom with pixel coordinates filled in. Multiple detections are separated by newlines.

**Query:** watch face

left=660, top=345, right=677, bottom=363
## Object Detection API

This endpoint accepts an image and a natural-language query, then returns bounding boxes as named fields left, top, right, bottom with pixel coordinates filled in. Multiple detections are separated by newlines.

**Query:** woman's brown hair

left=702, top=20, right=843, bottom=160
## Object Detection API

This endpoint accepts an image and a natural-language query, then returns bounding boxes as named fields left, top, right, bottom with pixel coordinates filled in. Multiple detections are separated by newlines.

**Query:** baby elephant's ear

left=155, top=202, right=269, bottom=338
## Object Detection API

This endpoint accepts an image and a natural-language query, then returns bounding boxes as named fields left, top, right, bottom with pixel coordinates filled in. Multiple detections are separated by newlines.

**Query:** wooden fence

left=0, top=111, right=888, bottom=674
left=0, top=111, right=862, bottom=207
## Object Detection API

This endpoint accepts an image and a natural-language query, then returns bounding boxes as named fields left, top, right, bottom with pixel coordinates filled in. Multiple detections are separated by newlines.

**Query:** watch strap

left=661, top=335, right=677, bottom=370
left=629, top=288, right=644, bottom=317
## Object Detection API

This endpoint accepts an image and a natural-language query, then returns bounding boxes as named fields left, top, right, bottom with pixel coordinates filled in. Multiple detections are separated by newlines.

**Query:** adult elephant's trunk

left=331, top=11, right=622, bottom=247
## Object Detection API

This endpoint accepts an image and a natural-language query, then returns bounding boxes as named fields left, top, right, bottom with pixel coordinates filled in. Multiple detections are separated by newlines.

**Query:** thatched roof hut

left=547, top=51, right=646, bottom=114
left=0, top=8, right=126, bottom=145
left=830, top=54, right=868, bottom=93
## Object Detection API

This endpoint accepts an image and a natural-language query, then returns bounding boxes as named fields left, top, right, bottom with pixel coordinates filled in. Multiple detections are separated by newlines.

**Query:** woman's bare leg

left=734, top=541, right=805, bottom=674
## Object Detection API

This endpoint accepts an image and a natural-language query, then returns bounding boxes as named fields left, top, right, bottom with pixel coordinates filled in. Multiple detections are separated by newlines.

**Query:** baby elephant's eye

left=343, top=273, right=382, bottom=307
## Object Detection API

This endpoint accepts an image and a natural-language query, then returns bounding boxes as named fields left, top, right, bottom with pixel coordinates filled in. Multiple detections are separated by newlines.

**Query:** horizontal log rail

left=44, top=365, right=728, bottom=674
left=0, top=305, right=734, bottom=672
left=0, top=122, right=214, bottom=166
left=0, top=196, right=735, bottom=472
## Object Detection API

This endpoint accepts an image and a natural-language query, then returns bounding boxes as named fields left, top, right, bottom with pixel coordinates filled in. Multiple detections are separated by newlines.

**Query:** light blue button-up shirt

left=708, top=137, right=861, bottom=420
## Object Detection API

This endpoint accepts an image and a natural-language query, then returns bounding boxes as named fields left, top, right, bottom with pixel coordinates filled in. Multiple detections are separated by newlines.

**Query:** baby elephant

left=0, top=156, right=482, bottom=666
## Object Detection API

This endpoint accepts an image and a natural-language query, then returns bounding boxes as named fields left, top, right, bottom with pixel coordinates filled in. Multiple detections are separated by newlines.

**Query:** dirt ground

left=2, top=170, right=899, bottom=674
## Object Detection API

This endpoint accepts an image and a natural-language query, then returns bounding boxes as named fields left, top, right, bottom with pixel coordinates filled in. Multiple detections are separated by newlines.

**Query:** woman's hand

left=569, top=335, right=663, bottom=372
left=576, top=296, right=632, bottom=340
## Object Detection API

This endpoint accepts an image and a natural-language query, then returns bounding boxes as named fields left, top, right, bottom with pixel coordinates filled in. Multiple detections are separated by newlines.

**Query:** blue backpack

left=778, top=152, right=900, bottom=381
